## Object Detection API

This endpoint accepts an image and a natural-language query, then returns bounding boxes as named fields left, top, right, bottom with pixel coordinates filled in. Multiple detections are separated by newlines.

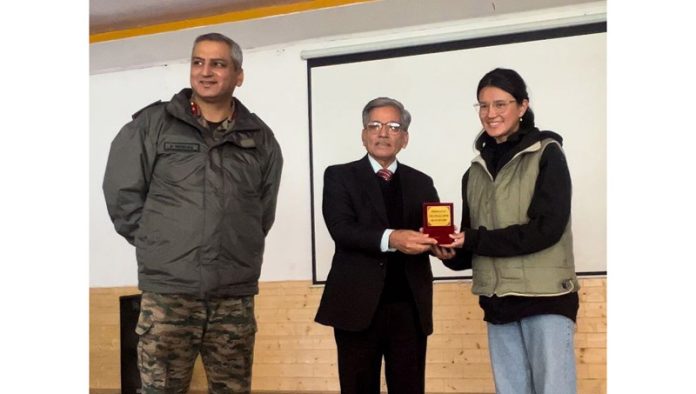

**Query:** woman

left=434, top=68, right=579, bottom=394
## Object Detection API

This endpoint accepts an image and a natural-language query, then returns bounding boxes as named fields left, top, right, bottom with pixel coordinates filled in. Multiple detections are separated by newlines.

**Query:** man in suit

left=315, top=97, right=440, bottom=394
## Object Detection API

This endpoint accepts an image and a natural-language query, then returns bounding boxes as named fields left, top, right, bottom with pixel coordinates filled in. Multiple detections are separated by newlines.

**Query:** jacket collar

left=475, top=126, right=564, bottom=153
left=166, top=88, right=263, bottom=133
left=356, top=155, right=415, bottom=227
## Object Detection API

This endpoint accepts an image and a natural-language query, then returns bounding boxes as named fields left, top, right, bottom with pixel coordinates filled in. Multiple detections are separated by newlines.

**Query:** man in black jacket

left=315, top=97, right=439, bottom=394
left=103, top=32, right=282, bottom=394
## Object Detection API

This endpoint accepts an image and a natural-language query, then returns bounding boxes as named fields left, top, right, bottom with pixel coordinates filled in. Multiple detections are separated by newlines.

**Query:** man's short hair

left=193, top=32, right=243, bottom=70
left=361, top=97, right=412, bottom=131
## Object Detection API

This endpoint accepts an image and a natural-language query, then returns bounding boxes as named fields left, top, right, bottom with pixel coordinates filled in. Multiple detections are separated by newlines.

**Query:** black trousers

left=333, top=301, right=427, bottom=394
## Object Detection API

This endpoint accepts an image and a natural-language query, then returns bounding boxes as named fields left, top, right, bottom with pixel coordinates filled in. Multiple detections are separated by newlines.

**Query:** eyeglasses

left=365, top=121, right=404, bottom=134
left=474, top=100, right=517, bottom=114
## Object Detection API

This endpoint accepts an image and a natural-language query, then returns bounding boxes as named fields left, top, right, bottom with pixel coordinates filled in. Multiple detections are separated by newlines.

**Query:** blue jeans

left=487, top=314, right=576, bottom=394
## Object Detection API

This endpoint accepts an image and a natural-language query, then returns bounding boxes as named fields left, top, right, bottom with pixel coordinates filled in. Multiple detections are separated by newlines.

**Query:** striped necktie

left=377, top=168, right=393, bottom=182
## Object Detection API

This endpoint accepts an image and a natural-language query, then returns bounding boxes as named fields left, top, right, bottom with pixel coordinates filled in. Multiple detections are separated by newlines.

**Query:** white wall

left=90, top=43, right=314, bottom=286
left=90, top=3, right=606, bottom=287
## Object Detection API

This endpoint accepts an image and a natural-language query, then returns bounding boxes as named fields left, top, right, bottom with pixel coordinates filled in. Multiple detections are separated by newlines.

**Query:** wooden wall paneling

left=90, top=278, right=606, bottom=393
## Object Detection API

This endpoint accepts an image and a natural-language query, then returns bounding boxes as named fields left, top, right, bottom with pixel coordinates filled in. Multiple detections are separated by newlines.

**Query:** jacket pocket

left=155, top=150, right=204, bottom=183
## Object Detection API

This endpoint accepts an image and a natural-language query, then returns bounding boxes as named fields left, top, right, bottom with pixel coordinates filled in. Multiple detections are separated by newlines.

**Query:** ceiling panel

left=90, top=0, right=307, bottom=34
left=89, top=0, right=604, bottom=74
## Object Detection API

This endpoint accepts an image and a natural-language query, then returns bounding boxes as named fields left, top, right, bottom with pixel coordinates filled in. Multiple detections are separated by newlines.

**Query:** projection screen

left=307, top=23, right=606, bottom=283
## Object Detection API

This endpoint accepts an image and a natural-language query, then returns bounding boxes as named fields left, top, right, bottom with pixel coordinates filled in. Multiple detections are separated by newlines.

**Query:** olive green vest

left=467, top=139, right=579, bottom=297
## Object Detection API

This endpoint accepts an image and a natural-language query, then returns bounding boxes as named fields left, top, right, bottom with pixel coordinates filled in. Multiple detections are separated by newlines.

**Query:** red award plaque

left=422, top=202, right=454, bottom=245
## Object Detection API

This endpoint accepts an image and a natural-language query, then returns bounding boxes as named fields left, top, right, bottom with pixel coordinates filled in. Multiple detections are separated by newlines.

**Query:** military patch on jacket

left=238, top=138, right=256, bottom=148
left=164, top=142, right=200, bottom=152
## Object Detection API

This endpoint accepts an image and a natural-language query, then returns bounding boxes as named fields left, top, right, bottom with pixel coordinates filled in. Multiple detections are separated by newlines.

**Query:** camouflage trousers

left=136, top=291, right=257, bottom=394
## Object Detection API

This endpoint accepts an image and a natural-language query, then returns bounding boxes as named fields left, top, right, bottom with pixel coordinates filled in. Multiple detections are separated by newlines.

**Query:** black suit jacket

left=315, top=155, right=439, bottom=334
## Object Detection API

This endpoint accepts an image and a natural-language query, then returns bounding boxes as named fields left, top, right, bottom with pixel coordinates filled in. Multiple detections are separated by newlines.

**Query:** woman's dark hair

left=476, top=68, right=535, bottom=128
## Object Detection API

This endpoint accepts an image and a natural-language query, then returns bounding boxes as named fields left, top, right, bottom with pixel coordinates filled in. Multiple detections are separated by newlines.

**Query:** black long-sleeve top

left=444, top=127, right=579, bottom=324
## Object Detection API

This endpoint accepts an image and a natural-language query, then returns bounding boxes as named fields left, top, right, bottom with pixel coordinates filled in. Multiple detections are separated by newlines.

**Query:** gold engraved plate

left=422, top=202, right=454, bottom=244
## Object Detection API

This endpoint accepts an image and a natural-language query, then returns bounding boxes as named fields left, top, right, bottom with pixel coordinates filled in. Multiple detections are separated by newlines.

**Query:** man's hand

left=389, top=229, right=438, bottom=255
left=431, top=245, right=456, bottom=260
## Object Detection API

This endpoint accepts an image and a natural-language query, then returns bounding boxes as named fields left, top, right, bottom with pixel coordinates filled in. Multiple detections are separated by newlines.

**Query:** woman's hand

left=430, top=231, right=465, bottom=260
left=439, top=231, right=464, bottom=249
